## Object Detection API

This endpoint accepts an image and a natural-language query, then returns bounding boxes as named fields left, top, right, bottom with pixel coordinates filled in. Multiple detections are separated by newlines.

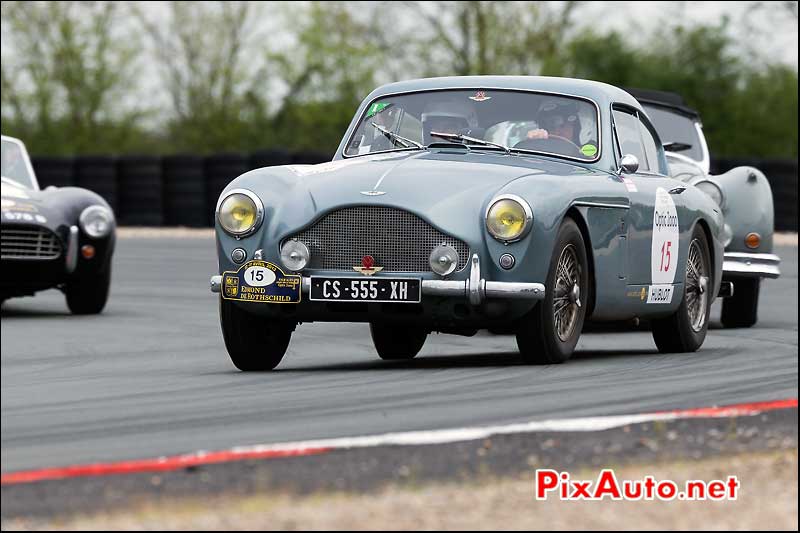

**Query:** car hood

left=232, top=149, right=600, bottom=243
left=1, top=182, right=107, bottom=232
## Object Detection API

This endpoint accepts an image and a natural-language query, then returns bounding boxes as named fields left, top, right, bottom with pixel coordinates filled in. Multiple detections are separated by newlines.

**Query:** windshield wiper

left=370, top=122, right=425, bottom=150
left=429, top=131, right=511, bottom=154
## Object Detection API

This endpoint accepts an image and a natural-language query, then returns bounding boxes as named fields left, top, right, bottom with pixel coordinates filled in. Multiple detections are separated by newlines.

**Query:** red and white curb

left=2, top=398, right=796, bottom=486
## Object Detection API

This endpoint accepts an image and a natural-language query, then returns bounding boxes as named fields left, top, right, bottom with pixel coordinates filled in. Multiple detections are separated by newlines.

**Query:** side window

left=637, top=117, right=663, bottom=175
left=612, top=109, right=648, bottom=171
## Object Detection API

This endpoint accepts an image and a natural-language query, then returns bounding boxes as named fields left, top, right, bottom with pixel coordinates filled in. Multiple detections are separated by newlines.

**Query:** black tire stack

left=163, top=155, right=207, bottom=227
left=117, top=155, right=163, bottom=226
left=31, top=156, right=76, bottom=189
left=204, top=153, right=250, bottom=226
left=250, top=149, right=292, bottom=169
left=290, top=151, right=331, bottom=165
left=75, top=156, right=118, bottom=214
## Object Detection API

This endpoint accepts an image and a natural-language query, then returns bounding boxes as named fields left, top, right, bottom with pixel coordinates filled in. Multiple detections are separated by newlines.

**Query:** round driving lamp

left=217, top=190, right=263, bottom=237
left=486, top=195, right=532, bottom=243
left=79, top=205, right=114, bottom=238
left=280, top=240, right=310, bottom=271
left=429, top=244, right=459, bottom=276
left=695, top=180, right=724, bottom=208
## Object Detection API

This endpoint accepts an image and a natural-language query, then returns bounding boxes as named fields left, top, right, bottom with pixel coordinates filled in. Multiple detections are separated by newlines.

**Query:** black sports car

left=1, top=135, right=116, bottom=313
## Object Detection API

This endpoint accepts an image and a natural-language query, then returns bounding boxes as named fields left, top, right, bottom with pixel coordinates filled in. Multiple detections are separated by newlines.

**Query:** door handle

left=669, top=186, right=686, bottom=195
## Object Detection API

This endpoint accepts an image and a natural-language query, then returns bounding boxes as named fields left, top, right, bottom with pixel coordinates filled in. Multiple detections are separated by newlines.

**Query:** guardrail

left=30, top=153, right=798, bottom=231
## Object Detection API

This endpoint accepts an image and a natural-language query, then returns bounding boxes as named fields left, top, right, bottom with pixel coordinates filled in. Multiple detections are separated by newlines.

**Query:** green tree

left=563, top=21, right=798, bottom=158
left=132, top=1, right=265, bottom=153
left=409, top=1, right=579, bottom=76
left=1, top=1, right=145, bottom=155
left=263, top=1, right=393, bottom=153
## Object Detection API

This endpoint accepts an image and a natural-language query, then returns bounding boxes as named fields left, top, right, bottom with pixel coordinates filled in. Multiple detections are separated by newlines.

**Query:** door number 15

left=660, top=241, right=672, bottom=272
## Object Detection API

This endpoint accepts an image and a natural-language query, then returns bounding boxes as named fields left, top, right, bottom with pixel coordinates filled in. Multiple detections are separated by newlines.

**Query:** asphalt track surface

left=1, top=237, right=797, bottom=474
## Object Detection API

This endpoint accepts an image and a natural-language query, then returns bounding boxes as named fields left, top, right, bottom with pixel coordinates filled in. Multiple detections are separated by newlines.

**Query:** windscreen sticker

left=365, top=102, right=392, bottom=118
left=221, top=260, right=301, bottom=304
left=580, top=144, right=597, bottom=157
left=651, top=187, right=680, bottom=289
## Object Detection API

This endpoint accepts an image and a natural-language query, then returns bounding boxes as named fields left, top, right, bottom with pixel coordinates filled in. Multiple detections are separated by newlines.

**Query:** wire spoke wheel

left=685, top=238, right=708, bottom=332
left=553, top=244, right=581, bottom=342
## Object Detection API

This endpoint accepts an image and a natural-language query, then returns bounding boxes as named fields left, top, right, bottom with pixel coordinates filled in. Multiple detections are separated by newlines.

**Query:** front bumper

left=210, top=254, right=546, bottom=306
left=723, top=252, right=780, bottom=279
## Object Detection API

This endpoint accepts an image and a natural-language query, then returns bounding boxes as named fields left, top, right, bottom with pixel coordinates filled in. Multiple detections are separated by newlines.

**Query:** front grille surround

left=1, top=226, right=63, bottom=260
left=286, top=206, right=470, bottom=273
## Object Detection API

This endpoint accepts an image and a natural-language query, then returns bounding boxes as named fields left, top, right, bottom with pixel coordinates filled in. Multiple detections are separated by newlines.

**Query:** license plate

left=309, top=277, right=421, bottom=303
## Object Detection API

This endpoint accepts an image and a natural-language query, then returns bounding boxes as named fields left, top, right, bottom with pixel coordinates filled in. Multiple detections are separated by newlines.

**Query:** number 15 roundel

left=651, top=187, right=680, bottom=285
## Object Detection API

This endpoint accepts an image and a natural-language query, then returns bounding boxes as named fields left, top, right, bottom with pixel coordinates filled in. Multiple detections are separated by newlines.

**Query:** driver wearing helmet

left=421, top=99, right=479, bottom=144
left=526, top=100, right=581, bottom=145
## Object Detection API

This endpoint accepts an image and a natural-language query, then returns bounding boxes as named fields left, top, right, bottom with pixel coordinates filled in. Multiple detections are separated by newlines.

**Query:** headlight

left=695, top=180, right=724, bottom=208
left=79, top=205, right=114, bottom=238
left=485, top=194, right=532, bottom=243
left=217, top=189, right=263, bottom=237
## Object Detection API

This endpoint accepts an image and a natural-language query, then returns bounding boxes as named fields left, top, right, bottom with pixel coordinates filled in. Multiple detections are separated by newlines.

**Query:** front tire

left=651, top=225, right=712, bottom=353
left=516, top=218, right=589, bottom=364
left=370, top=323, right=427, bottom=360
left=219, top=297, right=294, bottom=371
left=720, top=278, right=759, bottom=328
left=65, top=267, right=111, bottom=315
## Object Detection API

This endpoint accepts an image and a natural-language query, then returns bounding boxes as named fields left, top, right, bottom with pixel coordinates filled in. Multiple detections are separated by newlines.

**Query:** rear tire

left=720, top=278, right=759, bottom=328
left=516, top=218, right=589, bottom=364
left=219, top=297, right=294, bottom=371
left=370, top=323, right=427, bottom=360
left=652, top=225, right=712, bottom=353
left=65, top=267, right=111, bottom=315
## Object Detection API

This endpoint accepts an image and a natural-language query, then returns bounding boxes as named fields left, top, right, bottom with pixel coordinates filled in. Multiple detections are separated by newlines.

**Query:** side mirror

left=616, top=154, right=639, bottom=175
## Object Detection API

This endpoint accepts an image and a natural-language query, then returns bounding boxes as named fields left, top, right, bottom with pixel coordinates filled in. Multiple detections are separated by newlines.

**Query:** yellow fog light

left=217, top=190, right=263, bottom=237
left=486, top=195, right=532, bottom=243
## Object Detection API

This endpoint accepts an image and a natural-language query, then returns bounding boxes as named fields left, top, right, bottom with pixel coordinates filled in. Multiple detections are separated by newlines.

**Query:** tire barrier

left=204, top=153, right=250, bottom=226
left=290, top=150, right=331, bottom=165
left=712, top=158, right=798, bottom=232
left=117, top=155, right=163, bottom=226
left=74, top=156, right=118, bottom=214
left=250, top=149, right=292, bottom=170
left=162, top=155, right=207, bottom=227
left=30, top=152, right=794, bottom=230
left=32, top=156, right=75, bottom=189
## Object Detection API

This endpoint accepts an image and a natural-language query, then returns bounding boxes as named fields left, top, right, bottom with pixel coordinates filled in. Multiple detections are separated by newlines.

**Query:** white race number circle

left=651, top=187, right=680, bottom=285
left=244, top=265, right=276, bottom=287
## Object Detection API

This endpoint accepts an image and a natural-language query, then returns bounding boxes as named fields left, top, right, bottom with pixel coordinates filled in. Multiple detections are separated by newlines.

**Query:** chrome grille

left=289, top=206, right=470, bottom=272
left=1, top=226, right=63, bottom=260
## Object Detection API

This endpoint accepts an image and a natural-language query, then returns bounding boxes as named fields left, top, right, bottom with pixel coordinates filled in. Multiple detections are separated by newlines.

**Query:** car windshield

left=345, top=89, right=600, bottom=162
left=642, top=104, right=704, bottom=163
left=1, top=139, right=36, bottom=190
